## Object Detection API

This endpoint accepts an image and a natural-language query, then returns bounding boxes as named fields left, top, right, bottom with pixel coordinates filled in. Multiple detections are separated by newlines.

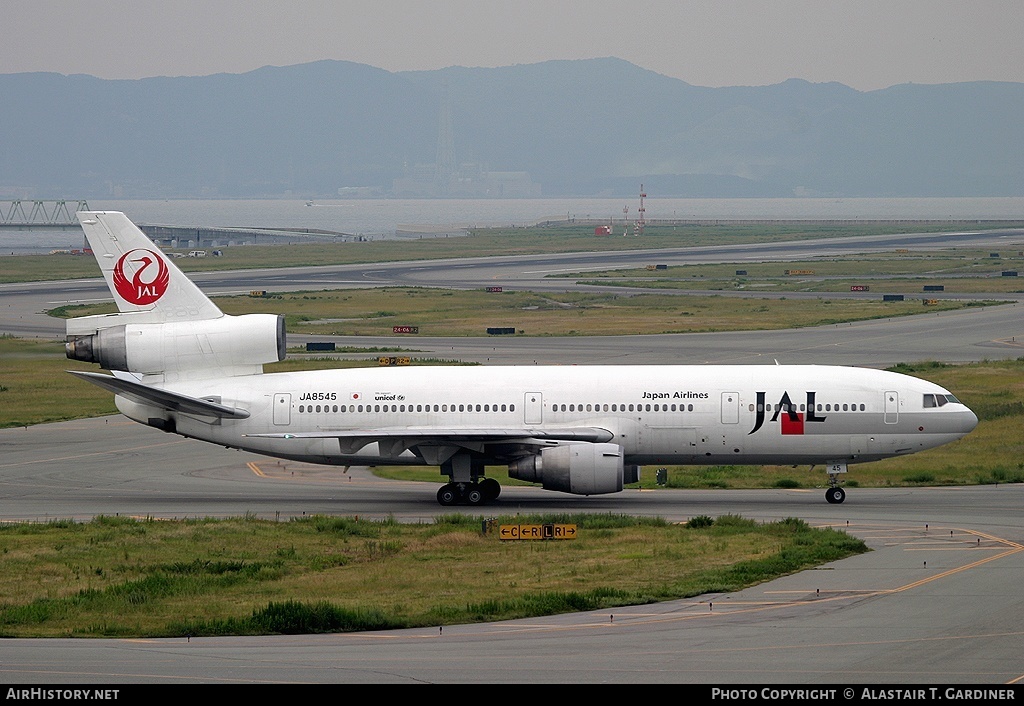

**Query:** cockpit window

left=924, top=393, right=961, bottom=408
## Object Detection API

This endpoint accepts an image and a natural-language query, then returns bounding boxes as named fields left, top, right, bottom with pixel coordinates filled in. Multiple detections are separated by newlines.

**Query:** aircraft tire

left=825, top=487, right=846, bottom=504
left=480, top=478, right=501, bottom=501
left=437, top=484, right=460, bottom=506
left=465, top=487, right=484, bottom=505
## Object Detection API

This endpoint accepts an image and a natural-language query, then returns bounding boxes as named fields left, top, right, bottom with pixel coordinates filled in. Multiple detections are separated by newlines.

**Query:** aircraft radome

left=65, top=212, right=978, bottom=506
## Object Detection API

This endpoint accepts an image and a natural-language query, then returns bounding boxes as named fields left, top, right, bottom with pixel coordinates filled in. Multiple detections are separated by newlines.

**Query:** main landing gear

left=436, top=453, right=501, bottom=506
left=437, top=478, right=501, bottom=506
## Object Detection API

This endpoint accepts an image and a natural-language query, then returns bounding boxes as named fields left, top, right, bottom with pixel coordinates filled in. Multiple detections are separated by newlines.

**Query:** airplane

left=65, top=211, right=979, bottom=506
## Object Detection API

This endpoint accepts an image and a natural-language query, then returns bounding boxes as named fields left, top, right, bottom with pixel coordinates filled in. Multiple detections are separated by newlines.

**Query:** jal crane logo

left=112, top=249, right=170, bottom=305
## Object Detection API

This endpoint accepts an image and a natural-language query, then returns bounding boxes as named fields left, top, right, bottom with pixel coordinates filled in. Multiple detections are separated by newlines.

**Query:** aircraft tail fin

left=67, top=212, right=285, bottom=380
left=77, top=211, right=222, bottom=321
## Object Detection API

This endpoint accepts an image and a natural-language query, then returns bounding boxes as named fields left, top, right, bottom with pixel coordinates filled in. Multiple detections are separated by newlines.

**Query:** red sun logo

left=112, top=249, right=170, bottom=305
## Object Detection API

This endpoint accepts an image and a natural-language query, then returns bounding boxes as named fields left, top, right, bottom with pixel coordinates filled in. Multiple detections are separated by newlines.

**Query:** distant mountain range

left=1, top=57, right=1022, bottom=199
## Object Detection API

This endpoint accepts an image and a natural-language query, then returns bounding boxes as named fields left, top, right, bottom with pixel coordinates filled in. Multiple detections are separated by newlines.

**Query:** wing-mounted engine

left=66, top=313, right=285, bottom=377
left=508, top=442, right=638, bottom=495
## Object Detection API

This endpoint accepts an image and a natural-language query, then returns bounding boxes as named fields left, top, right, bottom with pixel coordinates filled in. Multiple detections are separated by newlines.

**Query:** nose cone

left=962, top=407, right=979, bottom=434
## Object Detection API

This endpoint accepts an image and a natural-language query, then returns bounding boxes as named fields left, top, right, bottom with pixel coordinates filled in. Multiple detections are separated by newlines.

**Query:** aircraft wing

left=244, top=427, right=614, bottom=458
left=244, top=428, right=614, bottom=442
left=68, top=370, right=250, bottom=420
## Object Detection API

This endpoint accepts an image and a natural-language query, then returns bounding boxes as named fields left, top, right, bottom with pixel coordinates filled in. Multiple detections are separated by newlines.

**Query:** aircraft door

left=525, top=392, right=543, bottom=425
left=884, top=390, right=899, bottom=424
left=721, top=392, right=740, bottom=424
left=273, top=393, right=291, bottom=425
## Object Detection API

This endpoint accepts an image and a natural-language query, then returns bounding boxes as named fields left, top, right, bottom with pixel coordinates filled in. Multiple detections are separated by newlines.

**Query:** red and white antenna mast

left=635, top=184, right=646, bottom=235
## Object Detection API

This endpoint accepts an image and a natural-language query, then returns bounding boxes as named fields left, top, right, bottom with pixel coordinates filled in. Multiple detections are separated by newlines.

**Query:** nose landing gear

left=825, top=486, right=846, bottom=504
left=824, top=462, right=848, bottom=504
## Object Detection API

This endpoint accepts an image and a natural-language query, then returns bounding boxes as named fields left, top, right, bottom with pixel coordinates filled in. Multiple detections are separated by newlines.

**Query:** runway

left=1, top=417, right=1023, bottom=684
left=1, top=226, right=1023, bottom=684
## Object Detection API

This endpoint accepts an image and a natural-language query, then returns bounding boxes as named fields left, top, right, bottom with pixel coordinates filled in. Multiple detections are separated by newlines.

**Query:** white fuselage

left=116, top=364, right=977, bottom=468
left=69, top=212, right=980, bottom=504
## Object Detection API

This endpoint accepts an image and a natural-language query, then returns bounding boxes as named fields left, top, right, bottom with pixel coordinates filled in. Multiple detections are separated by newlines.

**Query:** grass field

left=50, top=286, right=992, bottom=338
left=0, top=513, right=865, bottom=638
left=572, top=249, right=1024, bottom=294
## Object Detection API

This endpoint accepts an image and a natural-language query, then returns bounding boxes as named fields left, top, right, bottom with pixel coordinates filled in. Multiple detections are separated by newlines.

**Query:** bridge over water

left=0, top=200, right=352, bottom=245
left=0, top=200, right=89, bottom=228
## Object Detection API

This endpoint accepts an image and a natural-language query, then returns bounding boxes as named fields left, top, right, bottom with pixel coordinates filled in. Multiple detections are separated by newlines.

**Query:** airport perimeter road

left=3, top=227, right=1024, bottom=340
left=0, top=417, right=1023, bottom=684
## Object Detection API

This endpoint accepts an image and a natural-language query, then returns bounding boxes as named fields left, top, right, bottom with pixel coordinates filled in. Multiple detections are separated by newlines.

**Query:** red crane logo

left=112, top=249, right=170, bottom=305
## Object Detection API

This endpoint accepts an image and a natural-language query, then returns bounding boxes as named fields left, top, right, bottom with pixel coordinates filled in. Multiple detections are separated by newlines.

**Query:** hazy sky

left=5, top=0, right=1023, bottom=91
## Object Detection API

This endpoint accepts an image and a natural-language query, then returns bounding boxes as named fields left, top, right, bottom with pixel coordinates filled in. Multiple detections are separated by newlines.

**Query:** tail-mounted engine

left=66, top=313, right=285, bottom=375
left=508, top=442, right=638, bottom=495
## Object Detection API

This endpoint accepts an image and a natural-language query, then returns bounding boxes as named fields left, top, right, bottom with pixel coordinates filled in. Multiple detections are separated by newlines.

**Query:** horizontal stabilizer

left=67, top=370, right=249, bottom=420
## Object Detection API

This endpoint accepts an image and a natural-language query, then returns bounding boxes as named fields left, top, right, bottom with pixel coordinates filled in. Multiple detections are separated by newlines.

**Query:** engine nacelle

left=508, top=442, right=630, bottom=495
left=66, top=313, right=285, bottom=374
